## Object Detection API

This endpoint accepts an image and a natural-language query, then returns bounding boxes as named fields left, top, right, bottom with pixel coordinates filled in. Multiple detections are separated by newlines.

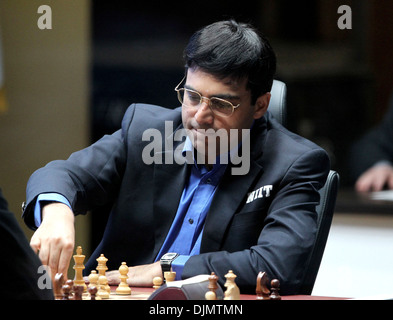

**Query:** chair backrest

left=269, top=79, right=339, bottom=295
left=300, top=170, right=339, bottom=294
left=268, top=80, right=287, bottom=127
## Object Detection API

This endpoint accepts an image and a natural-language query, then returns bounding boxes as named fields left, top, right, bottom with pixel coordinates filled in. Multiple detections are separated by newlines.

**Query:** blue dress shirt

left=154, top=137, right=227, bottom=278
left=34, top=193, right=71, bottom=227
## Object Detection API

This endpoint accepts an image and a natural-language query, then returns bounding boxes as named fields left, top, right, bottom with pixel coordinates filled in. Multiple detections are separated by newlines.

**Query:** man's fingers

left=106, top=270, right=121, bottom=285
left=30, top=230, right=75, bottom=280
left=57, top=243, right=74, bottom=277
left=30, top=234, right=41, bottom=254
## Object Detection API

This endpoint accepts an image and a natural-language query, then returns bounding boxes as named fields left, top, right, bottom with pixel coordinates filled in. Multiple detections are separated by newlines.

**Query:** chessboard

left=53, top=246, right=158, bottom=300
left=53, top=245, right=282, bottom=301
left=106, top=287, right=153, bottom=300
left=85, top=287, right=153, bottom=300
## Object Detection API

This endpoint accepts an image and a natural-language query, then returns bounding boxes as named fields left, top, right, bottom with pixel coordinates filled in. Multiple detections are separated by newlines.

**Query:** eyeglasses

left=174, top=78, right=240, bottom=117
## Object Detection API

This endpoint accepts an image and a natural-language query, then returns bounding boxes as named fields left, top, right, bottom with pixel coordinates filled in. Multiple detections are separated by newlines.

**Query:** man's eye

left=212, top=99, right=232, bottom=110
left=186, top=91, right=201, bottom=103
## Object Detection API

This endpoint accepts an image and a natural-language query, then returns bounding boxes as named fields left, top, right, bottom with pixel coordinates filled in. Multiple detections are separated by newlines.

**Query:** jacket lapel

left=201, top=117, right=267, bottom=253
left=152, top=125, right=190, bottom=256
left=200, top=159, right=264, bottom=252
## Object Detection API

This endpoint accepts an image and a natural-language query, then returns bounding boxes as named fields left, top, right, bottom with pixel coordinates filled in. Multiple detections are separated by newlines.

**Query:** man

left=22, top=20, right=330, bottom=294
left=350, top=99, right=393, bottom=192
left=0, top=188, right=53, bottom=299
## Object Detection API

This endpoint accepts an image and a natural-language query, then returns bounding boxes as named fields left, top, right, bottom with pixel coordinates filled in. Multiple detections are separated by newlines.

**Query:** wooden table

left=98, top=286, right=347, bottom=300
left=336, top=188, right=393, bottom=214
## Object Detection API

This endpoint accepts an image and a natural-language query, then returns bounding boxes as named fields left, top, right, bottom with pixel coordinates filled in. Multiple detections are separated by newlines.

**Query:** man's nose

left=194, top=99, right=214, bottom=125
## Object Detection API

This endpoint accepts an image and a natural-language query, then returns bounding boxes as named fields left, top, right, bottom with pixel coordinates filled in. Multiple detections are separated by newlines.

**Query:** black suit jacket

left=23, top=104, right=330, bottom=294
left=0, top=188, right=53, bottom=299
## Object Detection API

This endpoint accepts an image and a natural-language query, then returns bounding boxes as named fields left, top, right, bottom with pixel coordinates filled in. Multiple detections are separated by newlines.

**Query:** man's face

left=181, top=68, right=269, bottom=165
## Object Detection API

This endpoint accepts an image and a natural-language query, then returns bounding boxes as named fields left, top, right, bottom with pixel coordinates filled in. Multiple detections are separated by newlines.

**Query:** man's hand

left=105, top=261, right=162, bottom=287
left=355, top=163, right=393, bottom=192
left=30, top=202, right=75, bottom=280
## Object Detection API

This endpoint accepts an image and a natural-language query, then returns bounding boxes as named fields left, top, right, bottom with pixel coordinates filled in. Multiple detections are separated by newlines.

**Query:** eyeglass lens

left=177, top=89, right=234, bottom=116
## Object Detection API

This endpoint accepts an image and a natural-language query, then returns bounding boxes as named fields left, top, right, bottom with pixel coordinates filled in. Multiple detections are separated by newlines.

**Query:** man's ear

left=253, top=92, right=271, bottom=119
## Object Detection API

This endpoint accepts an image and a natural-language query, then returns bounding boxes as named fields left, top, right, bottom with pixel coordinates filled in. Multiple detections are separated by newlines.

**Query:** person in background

left=350, top=98, right=393, bottom=192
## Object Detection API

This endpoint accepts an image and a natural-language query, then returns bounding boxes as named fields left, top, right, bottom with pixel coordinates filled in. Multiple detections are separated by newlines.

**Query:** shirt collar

left=182, top=134, right=243, bottom=171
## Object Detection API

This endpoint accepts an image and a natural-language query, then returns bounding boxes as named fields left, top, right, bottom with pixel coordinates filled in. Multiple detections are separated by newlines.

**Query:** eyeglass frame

left=174, top=77, right=240, bottom=117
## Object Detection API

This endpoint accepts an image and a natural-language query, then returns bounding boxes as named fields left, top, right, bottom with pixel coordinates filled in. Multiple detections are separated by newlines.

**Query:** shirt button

left=188, top=218, right=194, bottom=224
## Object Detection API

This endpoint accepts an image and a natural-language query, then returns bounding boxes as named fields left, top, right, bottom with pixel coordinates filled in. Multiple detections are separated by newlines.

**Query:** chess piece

left=164, top=271, right=176, bottom=282
left=73, top=246, right=87, bottom=292
left=88, top=286, right=98, bottom=300
left=256, top=271, right=270, bottom=300
left=88, top=270, right=99, bottom=289
left=96, top=254, right=110, bottom=292
left=116, top=262, right=131, bottom=295
left=53, top=273, right=65, bottom=300
left=62, top=283, right=72, bottom=300
left=269, top=279, right=281, bottom=300
left=73, top=285, right=84, bottom=300
left=64, top=279, right=74, bottom=299
left=153, top=276, right=163, bottom=291
left=97, top=275, right=110, bottom=299
left=224, top=270, right=240, bottom=300
left=96, top=254, right=108, bottom=276
left=205, top=272, right=219, bottom=300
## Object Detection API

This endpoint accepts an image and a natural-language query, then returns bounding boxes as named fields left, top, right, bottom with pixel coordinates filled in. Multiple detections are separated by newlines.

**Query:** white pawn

left=153, top=277, right=163, bottom=291
left=97, top=275, right=110, bottom=299
left=88, top=270, right=99, bottom=289
left=164, top=271, right=176, bottom=282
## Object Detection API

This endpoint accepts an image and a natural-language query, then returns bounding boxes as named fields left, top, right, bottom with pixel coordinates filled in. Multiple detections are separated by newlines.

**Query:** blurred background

left=0, top=0, right=392, bottom=297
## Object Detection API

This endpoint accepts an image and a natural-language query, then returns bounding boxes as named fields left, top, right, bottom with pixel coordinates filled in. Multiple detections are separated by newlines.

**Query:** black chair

left=300, top=170, right=339, bottom=294
left=269, top=80, right=340, bottom=295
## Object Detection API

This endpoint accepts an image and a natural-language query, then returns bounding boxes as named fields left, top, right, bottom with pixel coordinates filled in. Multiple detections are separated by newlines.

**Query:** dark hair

left=184, top=20, right=276, bottom=104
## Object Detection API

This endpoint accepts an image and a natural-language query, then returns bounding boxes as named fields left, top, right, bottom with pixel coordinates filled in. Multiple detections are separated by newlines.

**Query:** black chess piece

left=269, top=279, right=281, bottom=300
